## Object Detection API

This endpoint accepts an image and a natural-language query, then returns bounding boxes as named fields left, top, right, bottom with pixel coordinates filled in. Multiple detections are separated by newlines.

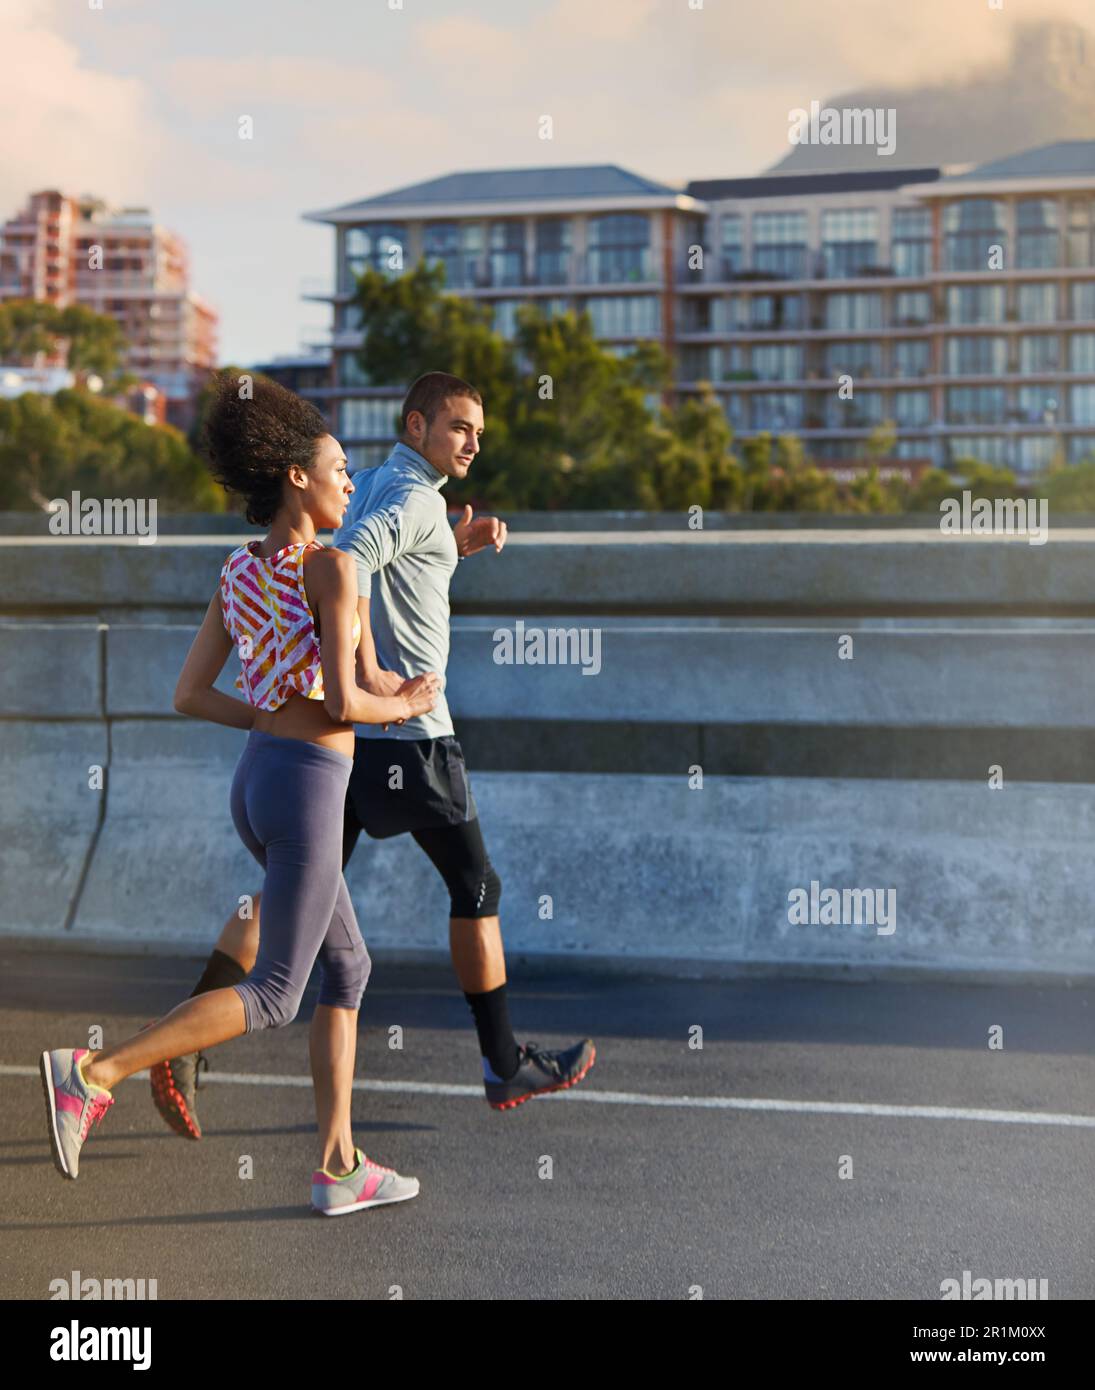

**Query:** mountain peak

left=767, top=19, right=1095, bottom=175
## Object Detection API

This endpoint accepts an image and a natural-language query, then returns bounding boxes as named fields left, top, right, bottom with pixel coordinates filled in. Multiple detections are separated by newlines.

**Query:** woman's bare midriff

left=252, top=692, right=355, bottom=756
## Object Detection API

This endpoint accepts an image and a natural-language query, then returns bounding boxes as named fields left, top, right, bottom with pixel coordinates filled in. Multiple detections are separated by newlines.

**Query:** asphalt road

left=2, top=948, right=1094, bottom=1300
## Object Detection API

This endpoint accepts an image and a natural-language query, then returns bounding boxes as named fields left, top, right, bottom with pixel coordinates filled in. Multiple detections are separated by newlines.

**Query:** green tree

left=55, top=303, right=133, bottom=391
left=655, top=383, right=739, bottom=510
left=0, top=299, right=131, bottom=392
left=508, top=306, right=666, bottom=508
left=906, top=460, right=1020, bottom=512
left=848, top=464, right=903, bottom=514
left=1041, top=460, right=1095, bottom=512
left=348, top=262, right=743, bottom=510
left=0, top=388, right=224, bottom=512
left=0, top=299, right=58, bottom=362
left=738, top=433, right=772, bottom=511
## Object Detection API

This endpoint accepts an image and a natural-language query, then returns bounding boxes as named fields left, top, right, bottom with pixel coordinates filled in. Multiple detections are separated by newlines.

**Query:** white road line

left=3, top=1064, right=1094, bottom=1128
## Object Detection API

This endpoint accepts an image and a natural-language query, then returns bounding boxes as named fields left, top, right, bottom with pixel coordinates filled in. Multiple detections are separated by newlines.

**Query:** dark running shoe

left=485, top=1039, right=596, bottom=1111
left=148, top=1029, right=208, bottom=1140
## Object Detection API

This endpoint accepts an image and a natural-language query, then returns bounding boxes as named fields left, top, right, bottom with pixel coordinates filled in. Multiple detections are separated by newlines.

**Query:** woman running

left=40, top=371, right=439, bottom=1215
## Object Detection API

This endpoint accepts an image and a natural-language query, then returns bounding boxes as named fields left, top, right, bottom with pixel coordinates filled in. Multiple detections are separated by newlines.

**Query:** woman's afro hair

left=200, top=369, right=331, bottom=525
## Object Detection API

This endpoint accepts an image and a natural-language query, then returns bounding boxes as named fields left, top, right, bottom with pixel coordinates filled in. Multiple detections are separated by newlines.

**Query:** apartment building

left=0, top=190, right=218, bottom=429
left=303, top=141, right=1095, bottom=477
left=302, top=165, right=701, bottom=471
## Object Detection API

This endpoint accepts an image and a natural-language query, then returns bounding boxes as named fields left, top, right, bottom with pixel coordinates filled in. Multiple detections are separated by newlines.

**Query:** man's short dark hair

left=400, top=371, right=482, bottom=435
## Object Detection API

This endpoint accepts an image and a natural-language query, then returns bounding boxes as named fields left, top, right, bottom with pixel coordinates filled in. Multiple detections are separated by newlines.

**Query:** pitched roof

left=306, top=165, right=682, bottom=222
left=941, top=140, right=1095, bottom=182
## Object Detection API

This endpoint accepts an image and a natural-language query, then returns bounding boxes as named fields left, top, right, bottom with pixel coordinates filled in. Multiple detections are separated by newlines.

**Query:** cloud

left=160, top=54, right=398, bottom=115
left=8, top=0, right=1095, bottom=362
left=0, top=0, right=154, bottom=210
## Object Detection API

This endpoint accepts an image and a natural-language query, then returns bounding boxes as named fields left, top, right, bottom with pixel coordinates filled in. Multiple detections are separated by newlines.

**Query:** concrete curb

left=2, top=931, right=1093, bottom=988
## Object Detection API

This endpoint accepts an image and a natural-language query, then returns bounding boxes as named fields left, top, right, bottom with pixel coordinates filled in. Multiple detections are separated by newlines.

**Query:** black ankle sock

left=464, top=984, right=521, bottom=1081
left=190, top=948, right=247, bottom=999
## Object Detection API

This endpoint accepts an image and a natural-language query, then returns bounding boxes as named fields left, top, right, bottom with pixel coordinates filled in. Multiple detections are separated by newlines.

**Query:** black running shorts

left=343, top=735, right=478, bottom=841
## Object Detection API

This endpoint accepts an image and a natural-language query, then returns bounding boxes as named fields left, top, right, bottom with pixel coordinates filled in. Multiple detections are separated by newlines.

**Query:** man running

left=152, top=371, right=594, bottom=1136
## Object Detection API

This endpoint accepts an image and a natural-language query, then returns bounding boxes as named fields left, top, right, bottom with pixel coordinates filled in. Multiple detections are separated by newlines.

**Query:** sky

left=2, top=0, right=1091, bottom=365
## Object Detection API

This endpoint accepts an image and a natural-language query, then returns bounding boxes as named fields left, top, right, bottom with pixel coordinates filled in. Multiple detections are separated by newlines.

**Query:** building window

left=1070, top=281, right=1095, bottom=320
left=752, top=391, right=802, bottom=429
left=534, top=219, right=571, bottom=285
left=780, top=294, right=804, bottom=329
left=679, top=298, right=711, bottom=332
left=587, top=213, right=651, bottom=284
left=718, top=344, right=748, bottom=378
left=1015, top=436, right=1057, bottom=473
left=892, top=339, right=931, bottom=378
left=947, top=435, right=1008, bottom=465
left=825, top=389, right=883, bottom=427
left=335, top=301, right=365, bottom=332
left=752, top=343, right=803, bottom=381
left=729, top=295, right=753, bottom=331
left=679, top=215, right=706, bottom=279
left=1016, top=199, right=1059, bottom=270
left=752, top=211, right=808, bottom=279
left=1018, top=334, right=1059, bottom=374
left=338, top=397, right=402, bottom=439
left=739, top=290, right=800, bottom=328
left=943, top=199, right=1006, bottom=271
left=336, top=352, right=370, bottom=387
left=678, top=345, right=714, bottom=380
left=823, top=340, right=882, bottom=377
left=825, top=292, right=882, bottom=330
left=722, top=393, right=747, bottom=428
left=1069, top=333, right=1095, bottom=372
left=343, top=223, right=406, bottom=290
left=721, top=215, right=743, bottom=276
left=893, top=289, right=932, bottom=326
left=946, top=385, right=1006, bottom=424
left=488, top=221, right=525, bottom=287
left=891, top=207, right=932, bottom=277
left=746, top=293, right=803, bottom=330
left=423, top=222, right=483, bottom=289
left=945, top=335, right=1007, bottom=375
left=821, top=208, right=879, bottom=278
left=582, top=295, right=660, bottom=336
left=1068, top=435, right=1095, bottom=463
left=492, top=300, right=525, bottom=339
left=1016, top=385, right=1059, bottom=424
left=751, top=294, right=776, bottom=328
left=1070, top=384, right=1095, bottom=425
left=946, top=284, right=1005, bottom=324
left=1067, top=200, right=1095, bottom=269
left=346, top=444, right=391, bottom=473
left=1016, top=282, right=1056, bottom=323
left=893, top=390, right=931, bottom=426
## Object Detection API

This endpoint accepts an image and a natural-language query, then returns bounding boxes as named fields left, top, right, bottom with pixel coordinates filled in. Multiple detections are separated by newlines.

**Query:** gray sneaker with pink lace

left=40, top=1047, right=114, bottom=1179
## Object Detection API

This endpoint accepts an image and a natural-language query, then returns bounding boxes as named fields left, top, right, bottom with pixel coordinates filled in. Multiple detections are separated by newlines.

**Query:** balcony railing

left=75, top=275, right=155, bottom=290
left=529, top=250, right=572, bottom=285
left=300, top=276, right=339, bottom=298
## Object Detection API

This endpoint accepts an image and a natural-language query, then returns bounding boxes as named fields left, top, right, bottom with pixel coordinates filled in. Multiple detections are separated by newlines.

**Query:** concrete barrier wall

left=8, top=530, right=1095, bottom=615
left=1, top=508, right=1042, bottom=536
left=12, top=617, right=1095, bottom=730
left=62, top=721, right=1095, bottom=974
left=2, top=530, right=1095, bottom=977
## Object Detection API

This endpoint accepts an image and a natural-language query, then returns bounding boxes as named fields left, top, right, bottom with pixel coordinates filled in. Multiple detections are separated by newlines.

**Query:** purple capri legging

left=228, top=729, right=371, bottom=1032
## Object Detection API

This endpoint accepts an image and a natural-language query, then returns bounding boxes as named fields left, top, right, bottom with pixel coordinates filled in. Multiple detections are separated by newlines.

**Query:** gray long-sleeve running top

left=332, top=441, right=459, bottom=740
